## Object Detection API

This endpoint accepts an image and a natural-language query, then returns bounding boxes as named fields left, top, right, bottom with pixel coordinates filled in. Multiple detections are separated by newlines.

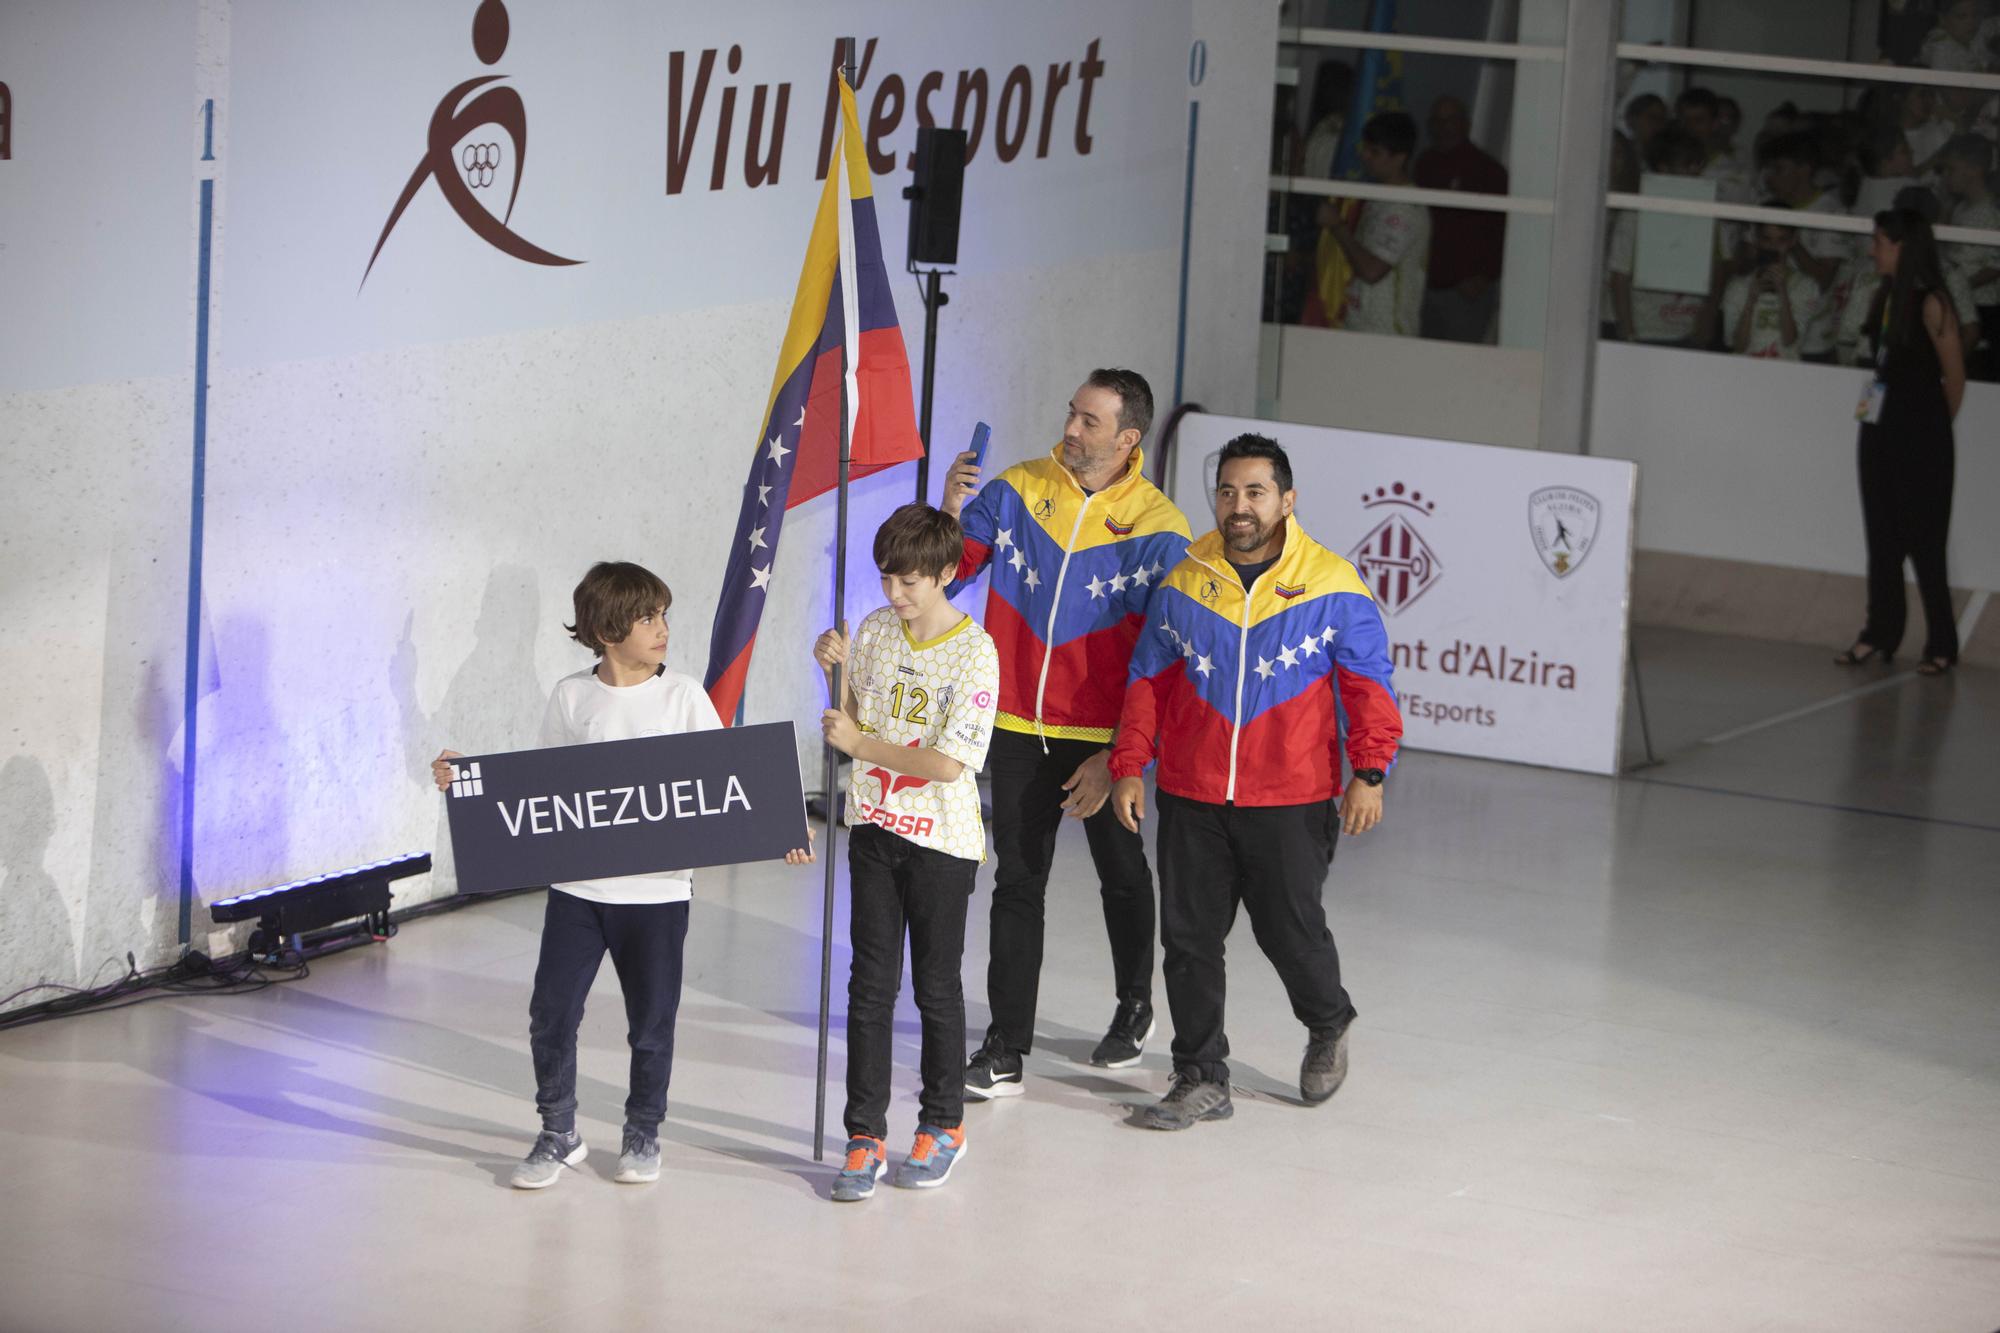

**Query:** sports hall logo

left=360, top=0, right=583, bottom=290
left=1348, top=482, right=1441, bottom=615
left=449, top=762, right=485, bottom=798
left=1527, top=486, right=1600, bottom=578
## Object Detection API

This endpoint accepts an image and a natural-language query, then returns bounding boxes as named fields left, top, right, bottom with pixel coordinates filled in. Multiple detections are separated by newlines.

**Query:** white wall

left=0, top=0, right=1221, bottom=1002
left=1182, top=0, right=1281, bottom=417
left=1591, top=342, right=2000, bottom=588
left=1265, top=324, right=1545, bottom=450
left=1263, top=329, right=1999, bottom=591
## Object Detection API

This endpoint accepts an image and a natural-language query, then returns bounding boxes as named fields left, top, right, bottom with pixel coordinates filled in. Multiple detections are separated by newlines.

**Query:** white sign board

left=1633, top=171, right=1718, bottom=295
left=1170, top=414, right=1637, bottom=775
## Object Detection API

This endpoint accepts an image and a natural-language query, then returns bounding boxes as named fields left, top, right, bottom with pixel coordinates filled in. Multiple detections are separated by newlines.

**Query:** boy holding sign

left=812, top=505, right=1000, bottom=1201
left=431, top=561, right=811, bottom=1191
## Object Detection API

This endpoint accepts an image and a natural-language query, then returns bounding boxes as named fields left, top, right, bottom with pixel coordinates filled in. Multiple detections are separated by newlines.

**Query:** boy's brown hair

left=566, top=561, right=671, bottom=654
left=873, top=503, right=963, bottom=579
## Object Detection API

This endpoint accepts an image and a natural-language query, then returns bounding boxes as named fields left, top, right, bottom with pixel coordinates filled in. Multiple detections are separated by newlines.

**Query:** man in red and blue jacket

left=941, top=368, right=1193, bottom=1097
left=1111, top=432, right=1401, bottom=1130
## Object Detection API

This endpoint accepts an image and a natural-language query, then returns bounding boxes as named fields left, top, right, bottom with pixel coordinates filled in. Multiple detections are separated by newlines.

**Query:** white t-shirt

left=1838, top=270, right=1981, bottom=363
left=1722, top=269, right=1821, bottom=360
left=1787, top=191, right=1851, bottom=355
left=537, top=665, right=724, bottom=905
left=1908, top=117, right=1954, bottom=172
left=1920, top=22, right=2000, bottom=73
left=1606, top=211, right=1705, bottom=344
left=1341, top=199, right=1429, bottom=336
left=1949, top=195, right=2000, bottom=305
left=843, top=606, right=999, bottom=863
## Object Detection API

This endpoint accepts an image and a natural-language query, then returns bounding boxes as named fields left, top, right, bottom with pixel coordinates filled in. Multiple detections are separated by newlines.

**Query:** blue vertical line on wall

left=179, top=167, right=215, bottom=945
left=1172, top=100, right=1199, bottom=407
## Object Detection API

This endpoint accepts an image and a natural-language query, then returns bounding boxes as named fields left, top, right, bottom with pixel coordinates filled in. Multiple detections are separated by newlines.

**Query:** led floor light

left=210, top=852, right=431, bottom=956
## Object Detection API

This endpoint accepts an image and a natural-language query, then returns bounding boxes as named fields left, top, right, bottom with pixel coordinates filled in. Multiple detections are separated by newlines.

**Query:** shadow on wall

left=78, top=656, right=182, bottom=980
left=0, top=755, right=75, bottom=992
left=187, top=615, right=291, bottom=903
left=394, top=565, right=544, bottom=894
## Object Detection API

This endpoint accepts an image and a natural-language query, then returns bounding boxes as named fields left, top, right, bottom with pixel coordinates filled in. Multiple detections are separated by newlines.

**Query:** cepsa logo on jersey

left=857, top=802, right=935, bottom=839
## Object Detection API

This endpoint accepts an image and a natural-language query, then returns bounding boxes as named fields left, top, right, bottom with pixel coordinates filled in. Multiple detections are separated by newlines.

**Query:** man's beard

left=1224, top=518, right=1269, bottom=552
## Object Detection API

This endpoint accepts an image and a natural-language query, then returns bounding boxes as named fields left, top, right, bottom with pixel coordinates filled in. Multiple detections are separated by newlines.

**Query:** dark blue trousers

left=527, top=889, right=689, bottom=1135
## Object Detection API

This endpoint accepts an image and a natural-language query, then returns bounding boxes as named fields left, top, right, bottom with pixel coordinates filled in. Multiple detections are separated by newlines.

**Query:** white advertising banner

left=218, top=0, right=1187, bottom=368
left=1171, top=414, right=1637, bottom=775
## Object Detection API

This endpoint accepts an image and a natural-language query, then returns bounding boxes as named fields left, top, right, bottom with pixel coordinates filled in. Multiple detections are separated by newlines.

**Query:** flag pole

left=814, top=35, right=859, bottom=1166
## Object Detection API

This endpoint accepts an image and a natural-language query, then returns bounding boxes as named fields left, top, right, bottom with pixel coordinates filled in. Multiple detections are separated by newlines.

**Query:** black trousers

left=984, top=728, right=1155, bottom=1055
left=527, top=889, right=689, bottom=1135
left=1156, top=790, right=1355, bottom=1084
left=1858, top=424, right=1958, bottom=661
left=845, top=824, right=978, bottom=1140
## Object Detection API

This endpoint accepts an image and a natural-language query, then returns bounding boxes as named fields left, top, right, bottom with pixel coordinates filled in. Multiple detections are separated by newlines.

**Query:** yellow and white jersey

left=843, top=606, right=1000, bottom=862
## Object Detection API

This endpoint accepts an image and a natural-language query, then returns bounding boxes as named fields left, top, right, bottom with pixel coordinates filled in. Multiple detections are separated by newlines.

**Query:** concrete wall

left=0, top=0, right=1275, bottom=1004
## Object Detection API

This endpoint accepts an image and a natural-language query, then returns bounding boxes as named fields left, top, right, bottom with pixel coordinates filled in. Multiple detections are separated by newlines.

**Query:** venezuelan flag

left=703, top=74, right=923, bottom=724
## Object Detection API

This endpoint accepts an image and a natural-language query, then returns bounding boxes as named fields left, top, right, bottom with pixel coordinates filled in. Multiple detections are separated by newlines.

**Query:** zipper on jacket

left=1226, top=580, right=1251, bottom=802
left=1034, top=489, right=1095, bottom=753
left=1185, top=551, right=1251, bottom=803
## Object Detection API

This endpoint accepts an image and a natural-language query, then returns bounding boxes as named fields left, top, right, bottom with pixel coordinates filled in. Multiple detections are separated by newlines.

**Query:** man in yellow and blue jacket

left=941, top=368, right=1193, bottom=1096
left=1111, top=432, right=1401, bottom=1130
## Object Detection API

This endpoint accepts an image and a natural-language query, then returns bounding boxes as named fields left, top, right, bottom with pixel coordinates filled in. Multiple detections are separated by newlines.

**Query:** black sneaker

left=1301, top=1023, right=1351, bottom=1105
left=1089, top=999, right=1156, bottom=1069
left=964, top=1037, right=1024, bottom=1100
left=1142, top=1073, right=1233, bottom=1130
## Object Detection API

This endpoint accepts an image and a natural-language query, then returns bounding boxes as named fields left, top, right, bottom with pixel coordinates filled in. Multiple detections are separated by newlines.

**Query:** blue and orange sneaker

left=893, top=1124, right=966, bottom=1189
left=831, top=1136, right=887, bottom=1203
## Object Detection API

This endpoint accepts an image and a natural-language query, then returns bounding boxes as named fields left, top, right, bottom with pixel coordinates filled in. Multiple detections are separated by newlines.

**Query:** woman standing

left=1839, top=208, right=1966, bottom=676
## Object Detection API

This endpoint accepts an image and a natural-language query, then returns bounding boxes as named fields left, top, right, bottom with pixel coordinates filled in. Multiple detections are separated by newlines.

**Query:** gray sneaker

left=1301, top=1024, right=1351, bottom=1105
left=510, top=1129, right=586, bottom=1189
left=614, top=1128, right=661, bottom=1184
left=831, top=1136, right=887, bottom=1202
left=1142, top=1074, right=1233, bottom=1130
left=892, top=1124, right=966, bottom=1189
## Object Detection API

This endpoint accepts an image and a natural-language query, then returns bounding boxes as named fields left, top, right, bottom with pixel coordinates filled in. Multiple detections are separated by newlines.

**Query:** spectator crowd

left=1268, top=1, right=2000, bottom=381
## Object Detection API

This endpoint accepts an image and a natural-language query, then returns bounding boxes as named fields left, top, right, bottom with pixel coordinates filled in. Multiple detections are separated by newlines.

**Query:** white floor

left=3, top=629, right=1997, bottom=1332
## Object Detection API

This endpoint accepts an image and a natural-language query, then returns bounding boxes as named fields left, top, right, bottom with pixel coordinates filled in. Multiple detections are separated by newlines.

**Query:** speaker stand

left=913, top=265, right=951, bottom=503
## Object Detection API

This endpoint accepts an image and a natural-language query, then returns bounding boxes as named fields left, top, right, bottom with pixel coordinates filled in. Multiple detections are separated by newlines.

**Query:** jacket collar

left=1186, top=513, right=1319, bottom=589
left=1045, top=442, right=1149, bottom=501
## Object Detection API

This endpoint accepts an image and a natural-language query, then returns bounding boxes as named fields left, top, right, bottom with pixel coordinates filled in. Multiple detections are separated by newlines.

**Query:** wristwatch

left=1350, top=767, right=1385, bottom=787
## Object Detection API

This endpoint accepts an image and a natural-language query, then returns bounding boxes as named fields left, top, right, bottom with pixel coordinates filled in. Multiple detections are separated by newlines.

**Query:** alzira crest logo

left=1348, top=482, right=1441, bottom=615
left=1528, top=486, right=1601, bottom=578
left=361, top=0, right=583, bottom=290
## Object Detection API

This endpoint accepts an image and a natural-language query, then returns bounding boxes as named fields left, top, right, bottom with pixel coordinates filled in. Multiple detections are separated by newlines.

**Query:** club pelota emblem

left=1527, top=486, right=1600, bottom=578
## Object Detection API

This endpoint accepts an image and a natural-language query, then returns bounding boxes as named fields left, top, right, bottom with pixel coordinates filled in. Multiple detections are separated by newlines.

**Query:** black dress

left=1857, top=295, right=1958, bottom=662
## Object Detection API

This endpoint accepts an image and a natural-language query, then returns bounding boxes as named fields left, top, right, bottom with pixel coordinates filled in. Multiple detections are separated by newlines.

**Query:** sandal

left=1915, top=657, right=1955, bottom=676
left=1833, top=643, right=1891, bottom=666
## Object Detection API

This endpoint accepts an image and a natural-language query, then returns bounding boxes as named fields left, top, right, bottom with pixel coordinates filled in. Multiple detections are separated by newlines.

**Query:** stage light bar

left=210, top=852, right=432, bottom=955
